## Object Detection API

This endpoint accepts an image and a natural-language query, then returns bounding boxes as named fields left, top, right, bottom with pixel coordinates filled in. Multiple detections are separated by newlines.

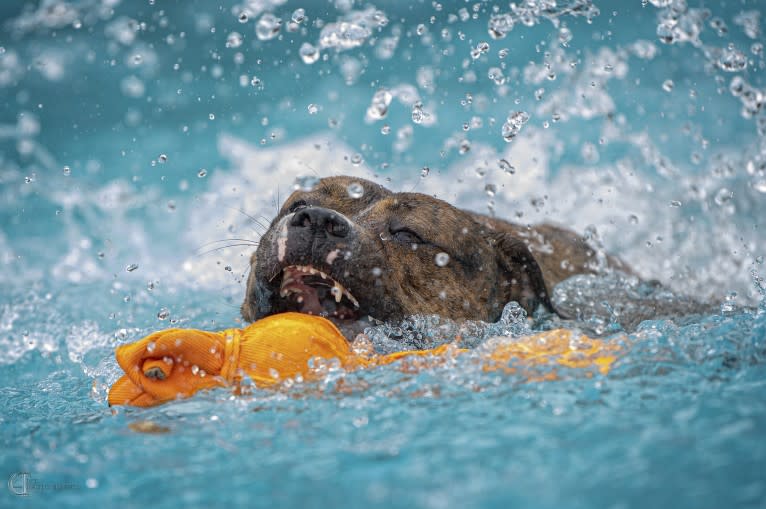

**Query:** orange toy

left=108, top=312, right=622, bottom=407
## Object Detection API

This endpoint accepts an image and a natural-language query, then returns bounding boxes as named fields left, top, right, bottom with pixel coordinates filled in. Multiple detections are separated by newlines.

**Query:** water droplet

left=208, top=113, right=215, bottom=120
left=669, top=200, right=682, bottom=207
left=238, top=12, right=248, bottom=23
left=346, top=182, right=364, bottom=199
left=629, top=214, right=639, bottom=224
left=498, top=159, right=515, bottom=174
left=485, top=184, right=497, bottom=197
left=62, top=165, right=71, bottom=176
left=488, top=13, right=514, bottom=40
left=294, top=175, right=320, bottom=192
left=421, top=166, right=430, bottom=178
left=291, top=8, right=306, bottom=24
left=226, top=32, right=243, bottom=48
left=662, top=79, right=674, bottom=92
left=191, top=364, right=199, bottom=375
left=656, top=21, right=675, bottom=44
left=367, top=89, right=392, bottom=120
left=350, top=153, right=363, bottom=166
left=501, top=111, right=529, bottom=142
left=255, top=13, right=281, bottom=41
left=157, top=308, right=170, bottom=320
left=754, top=180, right=766, bottom=193
left=146, top=341, right=156, bottom=353
left=197, top=169, right=207, bottom=178
left=714, top=187, right=733, bottom=205
left=224, top=265, right=232, bottom=272
left=381, top=124, right=390, bottom=135
left=718, top=45, right=747, bottom=72
left=434, top=252, right=450, bottom=267
left=299, top=42, right=320, bottom=64
left=126, top=263, right=139, bottom=272
left=250, top=76, right=262, bottom=87
left=411, top=102, right=427, bottom=124
left=307, top=103, right=319, bottom=115
left=488, top=67, right=505, bottom=85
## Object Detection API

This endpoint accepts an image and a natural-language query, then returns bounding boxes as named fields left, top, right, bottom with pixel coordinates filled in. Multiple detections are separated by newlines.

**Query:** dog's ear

left=491, top=233, right=553, bottom=316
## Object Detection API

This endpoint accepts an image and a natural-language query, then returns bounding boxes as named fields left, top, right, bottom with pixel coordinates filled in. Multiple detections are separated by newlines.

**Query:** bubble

left=346, top=182, right=364, bottom=199
left=255, top=13, right=281, bottom=41
left=226, top=32, right=243, bottom=48
left=62, top=165, right=71, bottom=176
left=294, top=175, right=320, bottom=192
left=501, top=111, right=529, bottom=142
left=126, top=264, right=139, bottom=272
left=299, top=43, right=320, bottom=64
left=662, top=79, right=674, bottom=92
left=197, top=169, right=207, bottom=178
left=434, top=252, right=450, bottom=267
left=291, top=8, right=306, bottom=24
left=307, top=104, right=319, bottom=115
left=157, top=308, right=170, bottom=320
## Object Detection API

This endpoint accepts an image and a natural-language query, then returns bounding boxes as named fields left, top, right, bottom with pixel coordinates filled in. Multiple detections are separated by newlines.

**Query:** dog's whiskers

left=195, top=243, right=260, bottom=258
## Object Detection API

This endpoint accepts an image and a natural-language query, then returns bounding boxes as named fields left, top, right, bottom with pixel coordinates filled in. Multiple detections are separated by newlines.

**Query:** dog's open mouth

left=277, top=265, right=360, bottom=320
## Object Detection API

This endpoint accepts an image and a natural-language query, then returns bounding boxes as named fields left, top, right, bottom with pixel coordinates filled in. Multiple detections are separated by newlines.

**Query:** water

left=1, top=0, right=765, bottom=507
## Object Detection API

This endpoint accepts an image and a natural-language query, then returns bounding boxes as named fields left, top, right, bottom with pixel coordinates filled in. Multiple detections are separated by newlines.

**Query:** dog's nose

left=290, top=207, right=350, bottom=238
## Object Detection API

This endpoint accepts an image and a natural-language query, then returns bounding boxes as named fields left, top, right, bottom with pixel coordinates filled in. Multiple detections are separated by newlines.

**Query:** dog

left=240, top=176, right=640, bottom=337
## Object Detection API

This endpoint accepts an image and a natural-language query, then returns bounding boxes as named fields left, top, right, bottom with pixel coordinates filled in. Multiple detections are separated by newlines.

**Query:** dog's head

left=241, top=176, right=551, bottom=330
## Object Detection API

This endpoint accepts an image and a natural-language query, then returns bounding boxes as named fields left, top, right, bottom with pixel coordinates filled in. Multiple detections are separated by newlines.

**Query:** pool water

left=1, top=0, right=765, bottom=507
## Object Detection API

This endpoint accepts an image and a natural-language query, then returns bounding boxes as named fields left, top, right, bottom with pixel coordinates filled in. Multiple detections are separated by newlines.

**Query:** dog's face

left=241, top=176, right=550, bottom=332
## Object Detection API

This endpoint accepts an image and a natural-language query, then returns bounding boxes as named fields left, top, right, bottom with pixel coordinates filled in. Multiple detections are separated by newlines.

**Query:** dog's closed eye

left=389, top=227, right=425, bottom=245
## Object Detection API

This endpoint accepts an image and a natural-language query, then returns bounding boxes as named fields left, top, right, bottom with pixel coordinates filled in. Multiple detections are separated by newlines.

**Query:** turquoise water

left=1, top=0, right=765, bottom=507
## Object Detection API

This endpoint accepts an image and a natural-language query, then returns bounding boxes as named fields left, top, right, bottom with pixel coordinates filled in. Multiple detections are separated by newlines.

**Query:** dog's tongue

left=282, top=277, right=324, bottom=315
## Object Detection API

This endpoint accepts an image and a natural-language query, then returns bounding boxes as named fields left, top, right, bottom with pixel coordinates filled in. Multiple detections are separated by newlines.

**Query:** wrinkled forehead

left=280, top=176, right=392, bottom=217
left=358, top=193, right=473, bottom=229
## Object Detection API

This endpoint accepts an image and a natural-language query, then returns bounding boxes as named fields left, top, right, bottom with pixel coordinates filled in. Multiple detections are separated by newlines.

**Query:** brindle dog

left=241, top=176, right=637, bottom=337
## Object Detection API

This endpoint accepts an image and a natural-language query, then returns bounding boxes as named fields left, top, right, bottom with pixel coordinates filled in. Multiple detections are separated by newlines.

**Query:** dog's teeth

left=280, top=288, right=289, bottom=298
left=319, top=271, right=327, bottom=279
left=281, top=277, right=294, bottom=288
left=345, top=291, right=360, bottom=308
left=332, top=282, right=343, bottom=303
left=297, top=296, right=304, bottom=304
left=309, top=267, right=318, bottom=275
